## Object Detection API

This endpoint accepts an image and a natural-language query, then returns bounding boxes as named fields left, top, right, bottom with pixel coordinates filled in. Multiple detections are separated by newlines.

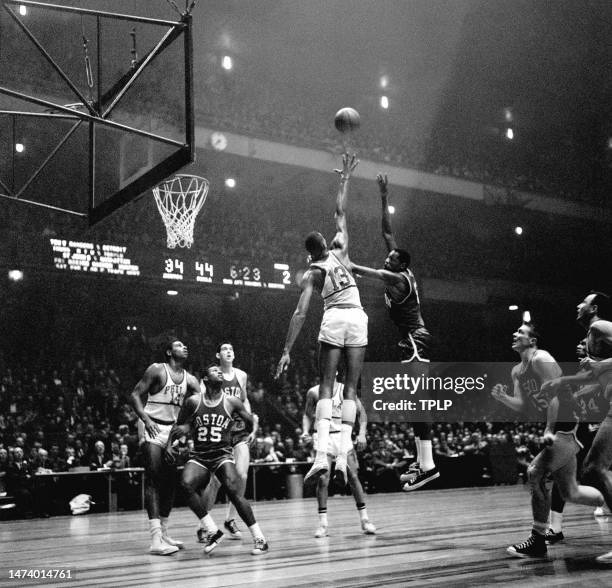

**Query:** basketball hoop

left=153, top=174, right=209, bottom=248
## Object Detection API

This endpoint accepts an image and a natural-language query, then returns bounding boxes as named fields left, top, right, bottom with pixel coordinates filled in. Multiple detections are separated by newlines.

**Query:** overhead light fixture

left=221, top=55, right=233, bottom=70
left=8, top=269, right=23, bottom=281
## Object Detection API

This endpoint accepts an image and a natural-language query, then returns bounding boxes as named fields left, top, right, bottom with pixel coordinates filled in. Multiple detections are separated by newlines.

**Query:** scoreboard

left=48, top=238, right=295, bottom=290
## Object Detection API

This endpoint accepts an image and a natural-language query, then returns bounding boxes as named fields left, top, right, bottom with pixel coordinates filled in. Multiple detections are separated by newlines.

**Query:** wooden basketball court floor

left=1, top=485, right=612, bottom=587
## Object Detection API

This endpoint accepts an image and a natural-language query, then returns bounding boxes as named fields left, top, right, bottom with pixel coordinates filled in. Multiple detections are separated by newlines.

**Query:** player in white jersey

left=276, top=153, right=367, bottom=489
left=130, top=338, right=200, bottom=555
left=302, top=379, right=376, bottom=537
left=196, top=342, right=258, bottom=542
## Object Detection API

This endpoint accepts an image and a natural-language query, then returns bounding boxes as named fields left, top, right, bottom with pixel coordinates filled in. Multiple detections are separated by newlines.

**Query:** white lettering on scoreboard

left=50, top=239, right=141, bottom=276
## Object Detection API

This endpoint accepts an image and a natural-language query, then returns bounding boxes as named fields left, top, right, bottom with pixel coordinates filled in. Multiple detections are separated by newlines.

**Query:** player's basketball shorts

left=319, top=307, right=368, bottom=348
left=138, top=419, right=174, bottom=448
left=400, top=327, right=432, bottom=362
left=529, top=430, right=582, bottom=477
left=313, top=431, right=354, bottom=458
left=187, top=448, right=235, bottom=474
left=231, top=429, right=251, bottom=448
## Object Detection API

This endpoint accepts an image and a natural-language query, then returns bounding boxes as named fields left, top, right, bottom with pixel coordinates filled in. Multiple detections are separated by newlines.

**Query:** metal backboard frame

left=0, top=0, right=195, bottom=225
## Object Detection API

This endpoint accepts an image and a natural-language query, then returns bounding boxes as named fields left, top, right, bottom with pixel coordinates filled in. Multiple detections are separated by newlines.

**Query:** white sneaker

left=304, top=459, right=328, bottom=486
left=594, top=506, right=607, bottom=517
left=161, top=535, right=184, bottom=549
left=314, top=525, right=328, bottom=538
left=361, top=520, right=376, bottom=535
left=150, top=540, right=179, bottom=555
left=596, top=550, right=612, bottom=564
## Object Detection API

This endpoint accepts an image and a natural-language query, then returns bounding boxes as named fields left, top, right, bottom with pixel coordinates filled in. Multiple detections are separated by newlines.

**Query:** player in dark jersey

left=506, top=368, right=605, bottom=558
left=130, top=338, right=200, bottom=555
left=276, top=153, right=367, bottom=489
left=541, top=291, right=612, bottom=564
left=171, top=364, right=269, bottom=556
left=350, top=173, right=437, bottom=491
left=542, top=338, right=608, bottom=544
left=197, top=342, right=257, bottom=542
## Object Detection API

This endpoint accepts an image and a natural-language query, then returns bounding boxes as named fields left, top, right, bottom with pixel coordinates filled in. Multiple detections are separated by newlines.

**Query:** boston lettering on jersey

left=191, top=395, right=234, bottom=458
left=222, top=373, right=242, bottom=398
left=221, top=372, right=245, bottom=432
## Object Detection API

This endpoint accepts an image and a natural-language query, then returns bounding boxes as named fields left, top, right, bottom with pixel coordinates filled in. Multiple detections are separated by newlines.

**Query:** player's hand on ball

left=300, top=432, right=312, bottom=444
left=275, top=352, right=290, bottom=379
left=376, top=173, right=388, bottom=195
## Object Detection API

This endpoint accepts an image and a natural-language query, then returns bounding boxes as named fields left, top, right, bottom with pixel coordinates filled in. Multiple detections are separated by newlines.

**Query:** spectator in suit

left=89, top=440, right=112, bottom=470
left=6, top=447, right=34, bottom=517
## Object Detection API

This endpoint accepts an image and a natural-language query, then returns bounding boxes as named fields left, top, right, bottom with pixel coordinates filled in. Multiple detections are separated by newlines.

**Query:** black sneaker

left=224, top=519, right=242, bottom=540
left=545, top=529, right=564, bottom=544
left=402, top=467, right=440, bottom=491
left=507, top=533, right=547, bottom=558
left=196, top=528, right=207, bottom=543
left=203, top=529, right=224, bottom=554
left=399, top=462, right=421, bottom=483
left=251, top=537, right=269, bottom=555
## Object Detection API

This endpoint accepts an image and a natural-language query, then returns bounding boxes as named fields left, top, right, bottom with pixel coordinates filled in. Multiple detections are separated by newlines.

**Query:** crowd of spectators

left=0, top=333, right=546, bottom=518
left=196, top=70, right=604, bottom=206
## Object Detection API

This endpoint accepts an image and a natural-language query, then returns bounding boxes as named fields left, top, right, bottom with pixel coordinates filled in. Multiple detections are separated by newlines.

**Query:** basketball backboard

left=0, top=0, right=194, bottom=225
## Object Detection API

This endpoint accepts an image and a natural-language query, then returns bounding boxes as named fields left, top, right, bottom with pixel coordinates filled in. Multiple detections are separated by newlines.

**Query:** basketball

left=334, top=107, right=360, bottom=133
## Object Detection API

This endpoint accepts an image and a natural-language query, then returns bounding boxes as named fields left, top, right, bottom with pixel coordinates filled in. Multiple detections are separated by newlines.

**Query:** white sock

left=550, top=511, right=563, bottom=533
left=202, top=514, right=218, bottom=534
left=315, top=399, right=333, bottom=460
left=418, top=440, right=435, bottom=471
left=415, top=438, right=422, bottom=466
left=248, top=522, right=264, bottom=541
left=318, top=511, right=328, bottom=527
left=357, top=506, right=368, bottom=522
left=149, top=518, right=162, bottom=541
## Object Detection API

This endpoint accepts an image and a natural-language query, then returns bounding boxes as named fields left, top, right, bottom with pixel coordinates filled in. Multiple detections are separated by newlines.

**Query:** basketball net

left=153, top=174, right=209, bottom=248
